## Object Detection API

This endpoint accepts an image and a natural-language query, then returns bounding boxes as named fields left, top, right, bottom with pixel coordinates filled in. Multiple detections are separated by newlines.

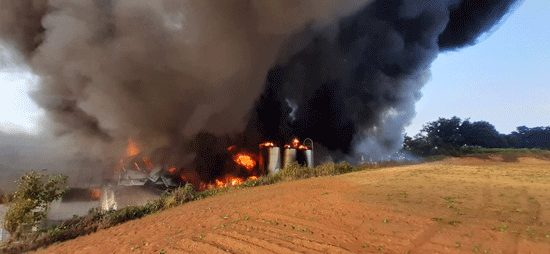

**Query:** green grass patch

left=463, top=148, right=549, bottom=154
left=421, top=155, right=449, bottom=162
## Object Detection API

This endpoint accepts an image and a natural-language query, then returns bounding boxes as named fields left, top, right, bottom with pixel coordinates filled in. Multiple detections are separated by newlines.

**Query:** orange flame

left=248, top=176, right=258, bottom=180
left=126, top=138, right=140, bottom=157
left=292, top=138, right=299, bottom=147
left=227, top=145, right=236, bottom=151
left=200, top=175, right=251, bottom=189
left=117, top=139, right=159, bottom=174
left=234, top=153, right=256, bottom=171
left=197, top=181, right=218, bottom=190
left=230, top=177, right=244, bottom=186
left=259, top=142, right=275, bottom=148
left=89, top=189, right=100, bottom=200
left=214, top=179, right=224, bottom=188
left=284, top=138, right=309, bottom=150
left=168, top=167, right=176, bottom=173
left=134, top=162, right=142, bottom=172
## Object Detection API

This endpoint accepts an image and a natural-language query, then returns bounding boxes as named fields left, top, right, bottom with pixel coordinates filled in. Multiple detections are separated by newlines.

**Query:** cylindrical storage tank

left=283, top=148, right=297, bottom=169
left=301, top=138, right=314, bottom=168
left=296, top=148, right=313, bottom=168
left=259, top=146, right=281, bottom=175
left=301, top=149, right=314, bottom=168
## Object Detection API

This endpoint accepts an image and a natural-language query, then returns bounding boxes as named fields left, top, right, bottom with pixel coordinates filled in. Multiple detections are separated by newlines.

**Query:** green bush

left=162, top=183, right=196, bottom=208
left=240, top=178, right=261, bottom=188
left=2, top=171, right=67, bottom=238
left=101, top=205, right=150, bottom=227
left=240, top=174, right=283, bottom=188
left=333, top=162, right=355, bottom=174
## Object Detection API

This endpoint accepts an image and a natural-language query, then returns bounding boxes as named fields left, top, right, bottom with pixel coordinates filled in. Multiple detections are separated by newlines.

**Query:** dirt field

left=37, top=155, right=550, bottom=253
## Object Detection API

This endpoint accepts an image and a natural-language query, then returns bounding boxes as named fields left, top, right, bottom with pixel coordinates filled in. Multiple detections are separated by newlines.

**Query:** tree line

left=402, top=116, right=550, bottom=156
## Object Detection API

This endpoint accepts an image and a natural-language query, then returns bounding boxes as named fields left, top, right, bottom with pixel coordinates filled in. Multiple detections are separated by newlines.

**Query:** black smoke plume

left=0, top=0, right=520, bottom=184
left=243, top=0, right=521, bottom=161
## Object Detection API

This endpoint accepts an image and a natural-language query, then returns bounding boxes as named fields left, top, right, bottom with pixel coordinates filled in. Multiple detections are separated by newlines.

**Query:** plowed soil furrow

left=174, top=238, right=231, bottom=254
left=225, top=219, right=353, bottom=253
left=178, top=238, right=232, bottom=254
left=197, top=232, right=278, bottom=254
left=218, top=230, right=312, bottom=254
left=406, top=224, right=439, bottom=253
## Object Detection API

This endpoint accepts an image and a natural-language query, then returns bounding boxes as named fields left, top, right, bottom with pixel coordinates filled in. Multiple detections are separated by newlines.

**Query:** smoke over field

left=0, top=0, right=520, bottom=185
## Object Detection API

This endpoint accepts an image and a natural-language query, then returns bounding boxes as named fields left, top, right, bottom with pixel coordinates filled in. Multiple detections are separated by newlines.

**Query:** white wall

left=0, top=205, right=9, bottom=242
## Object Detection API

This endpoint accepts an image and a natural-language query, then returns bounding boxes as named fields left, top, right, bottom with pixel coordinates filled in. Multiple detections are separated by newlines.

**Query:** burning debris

left=109, top=137, right=313, bottom=194
left=109, top=138, right=267, bottom=193
left=112, top=139, right=178, bottom=189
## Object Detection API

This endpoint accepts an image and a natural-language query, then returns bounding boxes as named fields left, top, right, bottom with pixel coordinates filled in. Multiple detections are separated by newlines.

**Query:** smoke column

left=245, top=0, right=520, bottom=161
left=0, top=0, right=520, bottom=183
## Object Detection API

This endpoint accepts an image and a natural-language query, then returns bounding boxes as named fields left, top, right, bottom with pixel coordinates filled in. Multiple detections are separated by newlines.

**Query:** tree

left=403, top=117, right=550, bottom=157
left=402, top=134, right=432, bottom=156
left=507, top=126, right=550, bottom=149
left=2, top=170, right=67, bottom=238
left=420, top=116, right=464, bottom=154
left=460, top=120, right=506, bottom=148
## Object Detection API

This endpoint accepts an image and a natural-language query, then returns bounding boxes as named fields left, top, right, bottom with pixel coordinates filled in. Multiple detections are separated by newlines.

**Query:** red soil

left=37, top=156, right=550, bottom=253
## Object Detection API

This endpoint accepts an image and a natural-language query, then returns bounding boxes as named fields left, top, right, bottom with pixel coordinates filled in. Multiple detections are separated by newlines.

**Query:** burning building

left=0, top=0, right=521, bottom=198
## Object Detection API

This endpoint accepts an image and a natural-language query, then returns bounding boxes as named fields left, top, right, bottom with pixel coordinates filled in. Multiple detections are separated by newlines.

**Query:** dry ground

left=37, top=155, right=550, bottom=253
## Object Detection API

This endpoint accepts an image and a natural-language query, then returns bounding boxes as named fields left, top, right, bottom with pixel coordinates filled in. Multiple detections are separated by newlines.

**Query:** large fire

left=115, top=138, right=268, bottom=191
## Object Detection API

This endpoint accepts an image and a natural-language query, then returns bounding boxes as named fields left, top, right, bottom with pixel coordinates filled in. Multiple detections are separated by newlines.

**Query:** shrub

left=333, top=162, right=355, bottom=174
left=162, top=183, right=196, bottom=208
left=101, top=205, right=150, bottom=227
left=196, top=186, right=231, bottom=200
left=240, top=174, right=282, bottom=189
left=174, top=183, right=196, bottom=203
left=2, top=171, right=67, bottom=238
left=277, top=162, right=311, bottom=180
left=240, top=178, right=261, bottom=188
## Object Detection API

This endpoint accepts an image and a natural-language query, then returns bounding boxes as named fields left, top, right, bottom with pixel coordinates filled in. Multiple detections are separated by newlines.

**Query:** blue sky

left=0, top=0, right=548, bottom=137
left=405, top=0, right=550, bottom=135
